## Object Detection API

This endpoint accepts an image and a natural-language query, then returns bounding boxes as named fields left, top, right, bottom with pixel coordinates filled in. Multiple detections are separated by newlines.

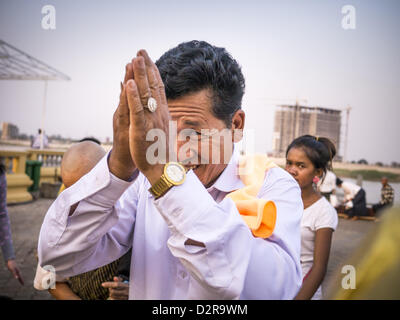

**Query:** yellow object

left=58, top=183, right=66, bottom=195
left=328, top=206, right=400, bottom=299
left=227, top=154, right=278, bottom=239
left=40, top=166, right=61, bottom=185
left=5, top=173, right=33, bottom=204
left=12, top=158, right=18, bottom=173
left=1, top=150, right=32, bottom=204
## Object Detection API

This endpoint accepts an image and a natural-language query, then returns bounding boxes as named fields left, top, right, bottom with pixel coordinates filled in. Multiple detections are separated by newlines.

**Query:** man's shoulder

left=261, top=166, right=300, bottom=195
left=265, top=166, right=297, bottom=185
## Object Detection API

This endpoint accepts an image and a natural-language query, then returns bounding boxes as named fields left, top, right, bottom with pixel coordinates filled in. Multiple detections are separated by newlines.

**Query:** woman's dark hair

left=0, top=163, right=5, bottom=175
left=156, top=40, right=245, bottom=126
left=286, top=135, right=337, bottom=174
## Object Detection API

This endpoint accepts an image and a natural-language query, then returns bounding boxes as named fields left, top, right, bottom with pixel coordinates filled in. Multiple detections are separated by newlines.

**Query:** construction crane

left=342, top=105, right=352, bottom=163
left=262, top=98, right=308, bottom=106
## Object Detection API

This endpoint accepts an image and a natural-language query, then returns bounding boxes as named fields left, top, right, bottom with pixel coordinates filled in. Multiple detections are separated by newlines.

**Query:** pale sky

left=0, top=0, right=399, bottom=164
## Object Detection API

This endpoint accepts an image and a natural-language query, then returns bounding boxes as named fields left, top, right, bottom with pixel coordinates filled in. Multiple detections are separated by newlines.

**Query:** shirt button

left=179, top=270, right=188, bottom=279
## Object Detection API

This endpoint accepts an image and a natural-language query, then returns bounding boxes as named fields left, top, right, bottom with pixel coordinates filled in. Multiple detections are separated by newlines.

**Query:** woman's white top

left=300, top=196, right=338, bottom=299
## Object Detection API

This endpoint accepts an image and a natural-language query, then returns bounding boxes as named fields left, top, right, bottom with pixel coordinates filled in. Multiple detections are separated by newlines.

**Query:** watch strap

left=149, top=174, right=173, bottom=199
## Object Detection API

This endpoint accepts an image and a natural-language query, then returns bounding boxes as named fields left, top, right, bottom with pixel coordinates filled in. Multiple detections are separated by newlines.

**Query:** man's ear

left=231, top=109, right=245, bottom=143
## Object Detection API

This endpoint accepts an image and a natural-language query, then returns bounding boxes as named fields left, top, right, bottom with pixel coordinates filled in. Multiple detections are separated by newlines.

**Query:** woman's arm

left=1, top=173, right=24, bottom=285
left=295, top=228, right=333, bottom=300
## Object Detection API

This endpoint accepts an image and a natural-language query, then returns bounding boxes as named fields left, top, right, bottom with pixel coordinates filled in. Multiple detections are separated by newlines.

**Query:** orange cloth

left=226, top=154, right=277, bottom=238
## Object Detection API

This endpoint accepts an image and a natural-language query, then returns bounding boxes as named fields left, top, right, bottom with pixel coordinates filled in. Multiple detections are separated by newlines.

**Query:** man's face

left=168, top=88, right=234, bottom=188
left=381, top=178, right=388, bottom=186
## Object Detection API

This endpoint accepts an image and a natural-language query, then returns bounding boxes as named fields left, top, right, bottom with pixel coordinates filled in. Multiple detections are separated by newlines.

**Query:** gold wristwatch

left=149, top=162, right=187, bottom=199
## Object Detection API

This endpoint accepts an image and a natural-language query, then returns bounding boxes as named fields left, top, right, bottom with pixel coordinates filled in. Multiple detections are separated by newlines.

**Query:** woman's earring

left=313, top=176, right=320, bottom=184
left=312, top=176, right=320, bottom=190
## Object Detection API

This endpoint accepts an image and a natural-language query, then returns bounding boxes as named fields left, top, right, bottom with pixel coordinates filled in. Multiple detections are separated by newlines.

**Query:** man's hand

left=125, top=50, right=171, bottom=185
left=109, top=62, right=137, bottom=180
left=102, top=276, right=129, bottom=300
left=7, top=259, right=24, bottom=285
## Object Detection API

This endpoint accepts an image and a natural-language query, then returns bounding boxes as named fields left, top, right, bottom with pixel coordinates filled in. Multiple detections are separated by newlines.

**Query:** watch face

left=165, top=163, right=185, bottom=184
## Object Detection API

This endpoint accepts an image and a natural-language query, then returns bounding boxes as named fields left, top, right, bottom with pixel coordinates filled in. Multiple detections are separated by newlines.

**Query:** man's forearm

left=108, top=150, right=137, bottom=181
left=38, top=153, right=136, bottom=279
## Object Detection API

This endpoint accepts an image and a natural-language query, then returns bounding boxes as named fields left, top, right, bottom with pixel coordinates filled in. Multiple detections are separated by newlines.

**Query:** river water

left=342, top=178, right=400, bottom=205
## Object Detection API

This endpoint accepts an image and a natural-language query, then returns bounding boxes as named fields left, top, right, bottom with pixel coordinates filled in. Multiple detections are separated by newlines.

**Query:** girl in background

left=285, top=135, right=338, bottom=300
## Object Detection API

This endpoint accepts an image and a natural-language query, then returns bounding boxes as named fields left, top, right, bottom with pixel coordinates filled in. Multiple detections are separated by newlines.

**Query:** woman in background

left=285, top=135, right=338, bottom=300
left=0, top=162, right=24, bottom=288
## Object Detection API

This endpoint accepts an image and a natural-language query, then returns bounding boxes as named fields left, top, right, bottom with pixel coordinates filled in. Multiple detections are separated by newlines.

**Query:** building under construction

left=272, top=104, right=342, bottom=159
left=1, top=122, right=19, bottom=140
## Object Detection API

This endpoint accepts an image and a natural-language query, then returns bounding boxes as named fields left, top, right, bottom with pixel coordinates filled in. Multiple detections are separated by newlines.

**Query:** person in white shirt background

left=285, top=135, right=338, bottom=300
left=31, top=129, right=49, bottom=149
left=335, top=178, right=368, bottom=221
left=317, top=170, right=336, bottom=203
left=330, top=185, right=346, bottom=209
left=36, top=41, right=303, bottom=299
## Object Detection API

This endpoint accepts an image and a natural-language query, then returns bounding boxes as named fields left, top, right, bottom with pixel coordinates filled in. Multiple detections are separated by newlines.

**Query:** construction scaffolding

left=272, top=104, right=342, bottom=160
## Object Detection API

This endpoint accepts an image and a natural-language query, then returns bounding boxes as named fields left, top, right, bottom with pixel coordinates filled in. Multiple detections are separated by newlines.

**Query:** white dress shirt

left=318, top=170, right=337, bottom=193
left=342, top=181, right=361, bottom=201
left=37, top=149, right=303, bottom=299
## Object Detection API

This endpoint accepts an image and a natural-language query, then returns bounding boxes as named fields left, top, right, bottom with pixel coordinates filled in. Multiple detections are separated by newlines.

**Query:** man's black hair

left=156, top=40, right=245, bottom=127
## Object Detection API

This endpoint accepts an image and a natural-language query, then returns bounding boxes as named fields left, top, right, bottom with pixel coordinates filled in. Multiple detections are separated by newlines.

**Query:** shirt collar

left=206, top=145, right=245, bottom=194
